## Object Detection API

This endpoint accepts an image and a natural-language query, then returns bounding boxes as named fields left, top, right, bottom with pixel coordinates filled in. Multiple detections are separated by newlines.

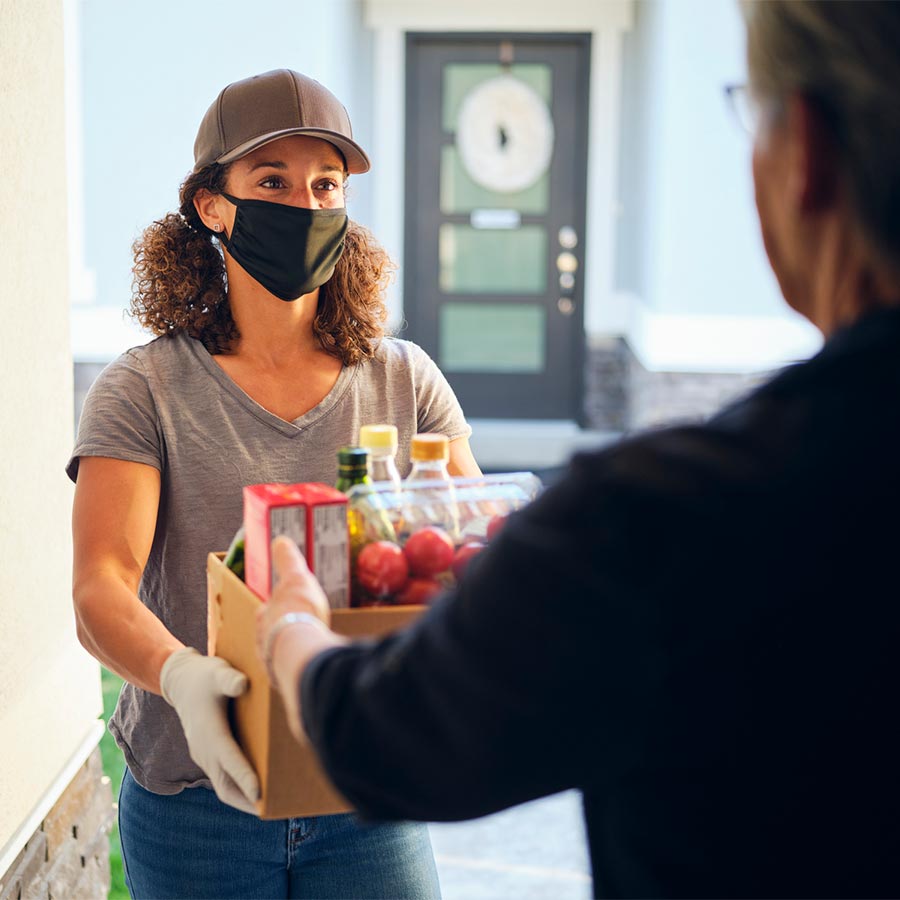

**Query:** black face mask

left=219, top=193, right=348, bottom=301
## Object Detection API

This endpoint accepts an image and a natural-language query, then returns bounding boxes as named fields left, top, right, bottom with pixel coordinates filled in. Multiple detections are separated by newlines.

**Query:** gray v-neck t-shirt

left=67, top=332, right=470, bottom=795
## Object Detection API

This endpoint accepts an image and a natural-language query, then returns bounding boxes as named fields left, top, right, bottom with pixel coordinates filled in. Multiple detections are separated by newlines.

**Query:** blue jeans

left=119, top=768, right=441, bottom=899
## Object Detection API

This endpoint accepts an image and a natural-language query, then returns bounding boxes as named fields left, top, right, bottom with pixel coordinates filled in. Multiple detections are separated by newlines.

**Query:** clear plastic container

left=405, top=433, right=460, bottom=540
left=346, top=471, right=542, bottom=606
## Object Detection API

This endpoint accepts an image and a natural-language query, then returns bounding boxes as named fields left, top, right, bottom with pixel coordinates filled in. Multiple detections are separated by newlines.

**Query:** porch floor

left=429, top=790, right=591, bottom=898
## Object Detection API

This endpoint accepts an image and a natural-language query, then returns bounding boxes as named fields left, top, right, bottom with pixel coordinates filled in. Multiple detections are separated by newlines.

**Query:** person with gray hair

left=257, top=3, right=900, bottom=896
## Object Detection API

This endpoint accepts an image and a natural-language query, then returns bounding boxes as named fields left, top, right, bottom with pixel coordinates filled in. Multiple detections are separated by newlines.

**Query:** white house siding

left=613, top=0, right=822, bottom=374
left=0, top=0, right=106, bottom=879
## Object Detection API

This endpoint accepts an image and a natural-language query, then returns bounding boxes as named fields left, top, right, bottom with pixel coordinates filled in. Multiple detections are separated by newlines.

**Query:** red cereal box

left=243, top=483, right=350, bottom=607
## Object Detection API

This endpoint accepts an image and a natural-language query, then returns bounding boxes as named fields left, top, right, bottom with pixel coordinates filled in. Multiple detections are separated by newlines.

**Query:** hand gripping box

left=206, top=551, right=423, bottom=819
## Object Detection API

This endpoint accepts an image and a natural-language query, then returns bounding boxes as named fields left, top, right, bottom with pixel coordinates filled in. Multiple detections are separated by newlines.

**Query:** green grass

left=100, top=668, right=128, bottom=899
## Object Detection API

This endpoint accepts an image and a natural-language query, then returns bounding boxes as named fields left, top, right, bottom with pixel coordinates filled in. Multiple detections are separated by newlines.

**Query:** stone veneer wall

left=585, top=337, right=772, bottom=433
left=583, top=336, right=631, bottom=432
left=0, top=750, right=113, bottom=900
left=626, top=350, right=770, bottom=431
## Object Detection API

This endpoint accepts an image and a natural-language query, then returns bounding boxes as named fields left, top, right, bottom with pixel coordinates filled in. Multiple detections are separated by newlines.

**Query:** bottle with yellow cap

left=359, top=424, right=402, bottom=488
left=344, top=430, right=400, bottom=544
left=405, top=433, right=460, bottom=540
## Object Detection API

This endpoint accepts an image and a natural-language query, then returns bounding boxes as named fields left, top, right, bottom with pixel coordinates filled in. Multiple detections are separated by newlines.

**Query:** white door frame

left=363, top=0, right=634, bottom=340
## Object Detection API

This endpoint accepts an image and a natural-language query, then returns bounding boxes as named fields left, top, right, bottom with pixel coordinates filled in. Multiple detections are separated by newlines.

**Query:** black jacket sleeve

left=300, top=424, right=755, bottom=822
left=302, top=311, right=900, bottom=897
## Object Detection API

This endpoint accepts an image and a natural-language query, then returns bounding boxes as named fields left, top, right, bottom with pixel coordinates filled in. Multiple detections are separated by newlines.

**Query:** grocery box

left=207, top=551, right=423, bottom=819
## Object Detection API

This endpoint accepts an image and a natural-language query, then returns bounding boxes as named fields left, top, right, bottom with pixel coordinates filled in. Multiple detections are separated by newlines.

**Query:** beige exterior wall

left=0, top=0, right=104, bottom=868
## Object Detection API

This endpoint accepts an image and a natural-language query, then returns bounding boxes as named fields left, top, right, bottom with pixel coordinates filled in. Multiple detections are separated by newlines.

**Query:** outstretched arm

left=72, top=456, right=179, bottom=693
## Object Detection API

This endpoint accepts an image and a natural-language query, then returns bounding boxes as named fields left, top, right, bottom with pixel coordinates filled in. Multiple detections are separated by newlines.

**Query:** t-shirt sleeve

left=407, top=343, right=472, bottom=441
left=66, top=350, right=163, bottom=482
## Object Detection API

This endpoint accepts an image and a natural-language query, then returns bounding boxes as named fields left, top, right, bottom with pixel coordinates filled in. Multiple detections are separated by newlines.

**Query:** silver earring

left=213, top=224, right=221, bottom=232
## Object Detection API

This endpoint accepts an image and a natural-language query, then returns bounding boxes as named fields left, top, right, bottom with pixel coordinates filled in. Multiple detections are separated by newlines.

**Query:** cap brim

left=213, top=127, right=370, bottom=174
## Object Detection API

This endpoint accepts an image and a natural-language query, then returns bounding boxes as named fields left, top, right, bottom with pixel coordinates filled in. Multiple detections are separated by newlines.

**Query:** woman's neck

left=224, top=256, right=322, bottom=366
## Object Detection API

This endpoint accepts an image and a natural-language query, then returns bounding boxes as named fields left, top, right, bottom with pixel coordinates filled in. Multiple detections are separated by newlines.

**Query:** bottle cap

left=359, top=424, right=398, bottom=452
left=410, top=433, right=449, bottom=462
left=337, top=446, right=369, bottom=467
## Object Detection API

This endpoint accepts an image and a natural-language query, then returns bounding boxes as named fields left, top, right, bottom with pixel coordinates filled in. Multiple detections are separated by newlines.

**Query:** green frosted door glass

left=440, top=145, right=548, bottom=214
left=439, top=224, right=547, bottom=294
left=440, top=303, right=545, bottom=373
left=441, top=62, right=552, bottom=214
left=443, top=63, right=552, bottom=131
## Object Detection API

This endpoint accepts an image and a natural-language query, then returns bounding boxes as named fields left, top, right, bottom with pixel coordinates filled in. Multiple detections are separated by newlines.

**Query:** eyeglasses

left=724, top=83, right=761, bottom=135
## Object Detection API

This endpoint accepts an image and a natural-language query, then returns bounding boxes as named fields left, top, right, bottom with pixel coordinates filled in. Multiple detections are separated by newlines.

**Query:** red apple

left=451, top=541, right=486, bottom=580
left=395, top=577, right=443, bottom=606
left=403, top=526, right=455, bottom=577
left=356, top=541, right=408, bottom=597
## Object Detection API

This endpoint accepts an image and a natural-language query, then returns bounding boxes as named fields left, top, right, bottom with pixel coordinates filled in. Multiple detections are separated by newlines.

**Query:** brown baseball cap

left=193, top=69, right=370, bottom=174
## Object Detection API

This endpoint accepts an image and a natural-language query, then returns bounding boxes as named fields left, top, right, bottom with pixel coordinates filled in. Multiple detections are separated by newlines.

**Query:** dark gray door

left=403, top=34, right=591, bottom=421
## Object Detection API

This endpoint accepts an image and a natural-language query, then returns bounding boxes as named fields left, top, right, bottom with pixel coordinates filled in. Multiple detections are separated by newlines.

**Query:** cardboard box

left=207, top=552, right=423, bottom=819
left=243, top=482, right=350, bottom=607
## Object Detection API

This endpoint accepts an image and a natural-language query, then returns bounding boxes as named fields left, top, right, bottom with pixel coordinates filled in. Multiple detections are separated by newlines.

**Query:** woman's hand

left=256, top=537, right=346, bottom=741
left=160, top=647, right=260, bottom=814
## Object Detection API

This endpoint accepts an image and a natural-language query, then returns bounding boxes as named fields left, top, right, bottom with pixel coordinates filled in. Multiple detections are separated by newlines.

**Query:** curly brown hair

left=130, top=165, right=393, bottom=363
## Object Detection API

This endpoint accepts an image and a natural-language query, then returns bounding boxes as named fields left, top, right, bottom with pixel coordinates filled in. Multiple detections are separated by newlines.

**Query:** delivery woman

left=68, top=69, right=479, bottom=899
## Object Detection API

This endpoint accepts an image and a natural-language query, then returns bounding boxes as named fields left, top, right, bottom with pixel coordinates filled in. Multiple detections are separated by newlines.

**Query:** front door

left=403, top=33, right=591, bottom=420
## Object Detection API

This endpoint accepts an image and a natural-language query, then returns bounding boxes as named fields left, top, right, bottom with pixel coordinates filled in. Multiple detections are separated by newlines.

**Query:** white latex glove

left=160, top=647, right=260, bottom=814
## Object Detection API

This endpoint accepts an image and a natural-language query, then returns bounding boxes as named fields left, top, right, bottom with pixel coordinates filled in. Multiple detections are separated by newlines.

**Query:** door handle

left=558, top=226, right=578, bottom=249
left=556, top=251, right=578, bottom=273
left=557, top=227, right=578, bottom=316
